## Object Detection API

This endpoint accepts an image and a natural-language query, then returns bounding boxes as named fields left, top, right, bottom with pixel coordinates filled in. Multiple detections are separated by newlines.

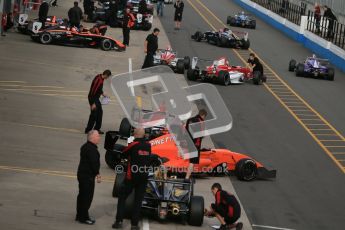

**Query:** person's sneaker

left=112, top=221, right=123, bottom=229
left=97, top=130, right=104, bottom=134
left=79, top=219, right=95, bottom=225
left=236, top=222, right=243, bottom=230
left=131, top=225, right=140, bottom=230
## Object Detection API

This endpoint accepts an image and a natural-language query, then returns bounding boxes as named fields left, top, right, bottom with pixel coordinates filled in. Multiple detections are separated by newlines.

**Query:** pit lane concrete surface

left=0, top=1, right=253, bottom=230
left=158, top=0, right=345, bottom=229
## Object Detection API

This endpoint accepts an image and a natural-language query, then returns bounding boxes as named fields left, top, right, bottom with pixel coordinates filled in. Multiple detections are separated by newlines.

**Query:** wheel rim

left=42, top=34, right=50, bottom=43
left=243, top=163, right=255, bottom=180
left=104, top=41, right=111, bottom=49
left=224, top=74, right=230, bottom=85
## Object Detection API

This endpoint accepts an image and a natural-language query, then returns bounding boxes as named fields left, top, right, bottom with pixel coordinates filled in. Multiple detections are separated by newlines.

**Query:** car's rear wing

left=232, top=30, right=249, bottom=41
left=190, top=57, right=214, bottom=69
left=156, top=48, right=177, bottom=55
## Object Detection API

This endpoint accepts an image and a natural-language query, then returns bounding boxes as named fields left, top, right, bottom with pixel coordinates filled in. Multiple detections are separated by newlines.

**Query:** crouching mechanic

left=112, top=128, right=161, bottom=230
left=205, top=183, right=243, bottom=230
left=247, top=53, right=264, bottom=77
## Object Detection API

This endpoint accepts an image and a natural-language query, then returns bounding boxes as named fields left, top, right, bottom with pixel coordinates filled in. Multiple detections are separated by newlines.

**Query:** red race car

left=187, top=57, right=266, bottom=85
left=104, top=118, right=276, bottom=181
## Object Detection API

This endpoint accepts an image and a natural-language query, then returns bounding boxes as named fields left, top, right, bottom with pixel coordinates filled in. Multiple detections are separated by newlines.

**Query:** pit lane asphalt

left=159, top=0, right=345, bottom=229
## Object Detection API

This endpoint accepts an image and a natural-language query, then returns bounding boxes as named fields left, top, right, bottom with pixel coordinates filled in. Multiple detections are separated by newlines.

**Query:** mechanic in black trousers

left=122, top=8, right=135, bottom=46
left=247, top=53, right=263, bottom=77
left=185, top=109, right=207, bottom=180
left=85, top=70, right=112, bottom=134
left=68, top=1, right=83, bottom=28
left=112, top=128, right=160, bottom=230
left=38, top=1, right=49, bottom=29
left=141, top=28, right=160, bottom=69
left=83, top=0, right=94, bottom=22
left=205, top=183, right=243, bottom=230
left=76, top=130, right=102, bottom=225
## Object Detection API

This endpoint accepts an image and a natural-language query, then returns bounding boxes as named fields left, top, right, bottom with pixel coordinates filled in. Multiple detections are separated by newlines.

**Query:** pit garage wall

left=233, top=0, right=345, bottom=73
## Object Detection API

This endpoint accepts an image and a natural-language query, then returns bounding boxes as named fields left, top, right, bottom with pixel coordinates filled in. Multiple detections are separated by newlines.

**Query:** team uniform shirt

left=146, top=33, right=158, bottom=54
left=88, top=74, right=104, bottom=105
left=247, top=57, right=263, bottom=74
left=213, top=190, right=241, bottom=222
left=186, top=114, right=204, bottom=150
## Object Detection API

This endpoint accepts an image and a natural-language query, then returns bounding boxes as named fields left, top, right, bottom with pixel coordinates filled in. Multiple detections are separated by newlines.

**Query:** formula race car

left=92, top=0, right=153, bottom=30
left=187, top=57, right=266, bottom=85
left=17, top=14, right=66, bottom=34
left=191, top=28, right=250, bottom=49
left=151, top=0, right=173, bottom=4
left=289, top=55, right=334, bottom=81
left=104, top=118, right=277, bottom=181
left=127, top=0, right=154, bottom=15
left=227, top=12, right=256, bottom=29
left=30, top=23, right=126, bottom=51
left=153, top=47, right=191, bottom=74
left=112, top=168, right=204, bottom=226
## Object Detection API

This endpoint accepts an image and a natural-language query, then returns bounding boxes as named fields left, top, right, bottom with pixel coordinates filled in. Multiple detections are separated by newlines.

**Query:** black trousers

left=122, top=27, right=130, bottom=46
left=76, top=176, right=95, bottom=221
left=141, top=53, right=154, bottom=69
left=85, top=99, right=103, bottom=132
left=115, top=179, right=147, bottom=226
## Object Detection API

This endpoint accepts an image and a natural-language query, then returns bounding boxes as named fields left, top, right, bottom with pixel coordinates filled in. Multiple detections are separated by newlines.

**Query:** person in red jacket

left=122, top=7, right=135, bottom=46
left=205, top=183, right=243, bottom=230
left=85, top=70, right=112, bottom=134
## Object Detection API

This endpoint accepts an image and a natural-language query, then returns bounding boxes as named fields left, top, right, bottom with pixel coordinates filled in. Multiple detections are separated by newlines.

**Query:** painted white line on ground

left=252, top=224, right=296, bottom=230
left=142, top=218, right=149, bottom=230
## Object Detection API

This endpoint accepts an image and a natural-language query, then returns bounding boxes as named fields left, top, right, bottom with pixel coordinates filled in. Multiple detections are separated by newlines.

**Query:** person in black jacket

left=122, top=8, right=135, bottom=46
left=68, top=1, right=83, bottom=28
left=84, top=69, right=112, bottom=134
left=112, top=128, right=160, bottom=230
left=205, top=183, right=243, bottom=230
left=38, top=1, right=49, bottom=29
left=174, top=0, right=184, bottom=30
left=138, top=0, right=148, bottom=14
left=142, top=28, right=160, bottom=69
left=185, top=109, right=207, bottom=180
left=323, top=5, right=337, bottom=39
left=76, top=130, right=102, bottom=225
left=247, top=53, right=263, bottom=76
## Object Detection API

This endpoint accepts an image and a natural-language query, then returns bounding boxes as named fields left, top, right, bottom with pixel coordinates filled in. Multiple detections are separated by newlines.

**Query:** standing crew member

left=38, top=1, right=49, bottom=29
left=76, top=130, right=102, bottom=225
left=174, top=0, right=184, bottom=30
left=185, top=109, right=207, bottom=180
left=138, top=0, right=148, bottom=14
left=323, top=5, right=337, bottom=39
left=84, top=70, right=112, bottom=134
left=68, top=1, right=83, bottom=28
left=314, top=3, right=321, bottom=33
left=83, top=0, right=94, bottom=22
left=112, top=128, right=161, bottom=230
left=247, top=53, right=263, bottom=76
left=142, top=28, right=160, bottom=69
left=156, top=0, right=164, bottom=16
left=205, top=183, right=243, bottom=230
left=122, top=8, right=135, bottom=46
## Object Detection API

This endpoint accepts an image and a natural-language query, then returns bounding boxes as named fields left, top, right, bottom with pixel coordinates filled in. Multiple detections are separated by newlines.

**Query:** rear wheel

left=219, top=36, right=228, bottom=47
left=242, top=39, right=250, bottom=49
left=101, top=39, right=113, bottom=51
left=188, top=196, right=204, bottom=226
left=176, top=59, right=185, bottom=74
left=327, top=68, right=335, bottom=81
left=226, top=16, right=232, bottom=25
left=119, top=117, right=132, bottom=137
left=187, top=68, right=198, bottom=81
left=192, top=31, right=203, bottom=42
left=296, top=63, right=304, bottom=77
left=142, top=22, right=152, bottom=31
left=183, top=56, right=191, bottom=69
left=40, top=33, right=52, bottom=44
left=250, top=20, right=256, bottom=29
left=235, top=158, right=257, bottom=181
left=289, top=59, right=296, bottom=71
left=229, top=17, right=236, bottom=26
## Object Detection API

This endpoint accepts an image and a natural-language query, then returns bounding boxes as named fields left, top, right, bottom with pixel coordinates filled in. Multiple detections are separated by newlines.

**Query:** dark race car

left=191, top=28, right=250, bottom=49
left=153, top=47, right=191, bottom=74
left=227, top=11, right=256, bottom=29
left=17, top=14, right=67, bottom=35
left=92, top=0, right=153, bottom=30
left=112, top=167, right=204, bottom=226
left=187, top=57, right=266, bottom=85
left=289, top=55, right=334, bottom=81
left=30, top=23, right=126, bottom=51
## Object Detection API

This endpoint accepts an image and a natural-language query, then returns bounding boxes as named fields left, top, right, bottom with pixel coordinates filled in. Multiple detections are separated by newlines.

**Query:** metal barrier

left=306, top=10, right=345, bottom=49
left=251, top=0, right=307, bottom=25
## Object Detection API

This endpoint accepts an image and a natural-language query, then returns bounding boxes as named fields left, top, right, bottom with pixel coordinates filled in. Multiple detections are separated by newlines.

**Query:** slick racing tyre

left=176, top=59, right=185, bottom=74
left=101, top=39, right=113, bottom=51
left=327, top=68, right=335, bottom=81
left=119, top=117, right=132, bottom=138
left=218, top=70, right=231, bottom=86
left=229, top=17, right=236, bottom=26
left=183, top=56, right=191, bottom=69
left=192, top=31, right=203, bottom=42
left=112, top=172, right=125, bottom=198
left=40, top=33, right=52, bottom=44
left=235, top=158, right=257, bottom=181
left=187, top=68, right=198, bottom=81
left=250, top=20, right=256, bottom=29
left=105, top=150, right=117, bottom=169
left=142, top=22, right=152, bottom=31
left=289, top=59, right=296, bottom=72
left=241, top=39, right=250, bottom=49
left=219, top=36, right=228, bottom=47
left=188, top=196, right=204, bottom=226
left=296, top=63, right=304, bottom=77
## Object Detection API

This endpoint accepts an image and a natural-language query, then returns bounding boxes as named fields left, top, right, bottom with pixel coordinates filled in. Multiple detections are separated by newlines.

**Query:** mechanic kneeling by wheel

left=112, top=128, right=161, bottom=230
left=205, top=183, right=243, bottom=230
left=247, top=53, right=263, bottom=76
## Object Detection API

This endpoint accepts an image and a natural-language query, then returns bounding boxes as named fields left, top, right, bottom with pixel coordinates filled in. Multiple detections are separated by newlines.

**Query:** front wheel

left=187, top=68, right=198, bottom=81
left=218, top=70, right=231, bottom=86
left=101, top=39, right=113, bottom=51
left=296, top=63, right=304, bottom=77
left=289, top=59, right=296, bottom=71
left=241, top=39, right=250, bottom=49
left=327, top=68, right=335, bottom=81
left=235, top=158, right=257, bottom=181
left=40, top=32, right=52, bottom=44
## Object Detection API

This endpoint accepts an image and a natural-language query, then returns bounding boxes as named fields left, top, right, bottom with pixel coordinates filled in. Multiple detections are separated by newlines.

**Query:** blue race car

left=289, top=55, right=335, bottom=81
left=227, top=12, right=256, bottom=29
